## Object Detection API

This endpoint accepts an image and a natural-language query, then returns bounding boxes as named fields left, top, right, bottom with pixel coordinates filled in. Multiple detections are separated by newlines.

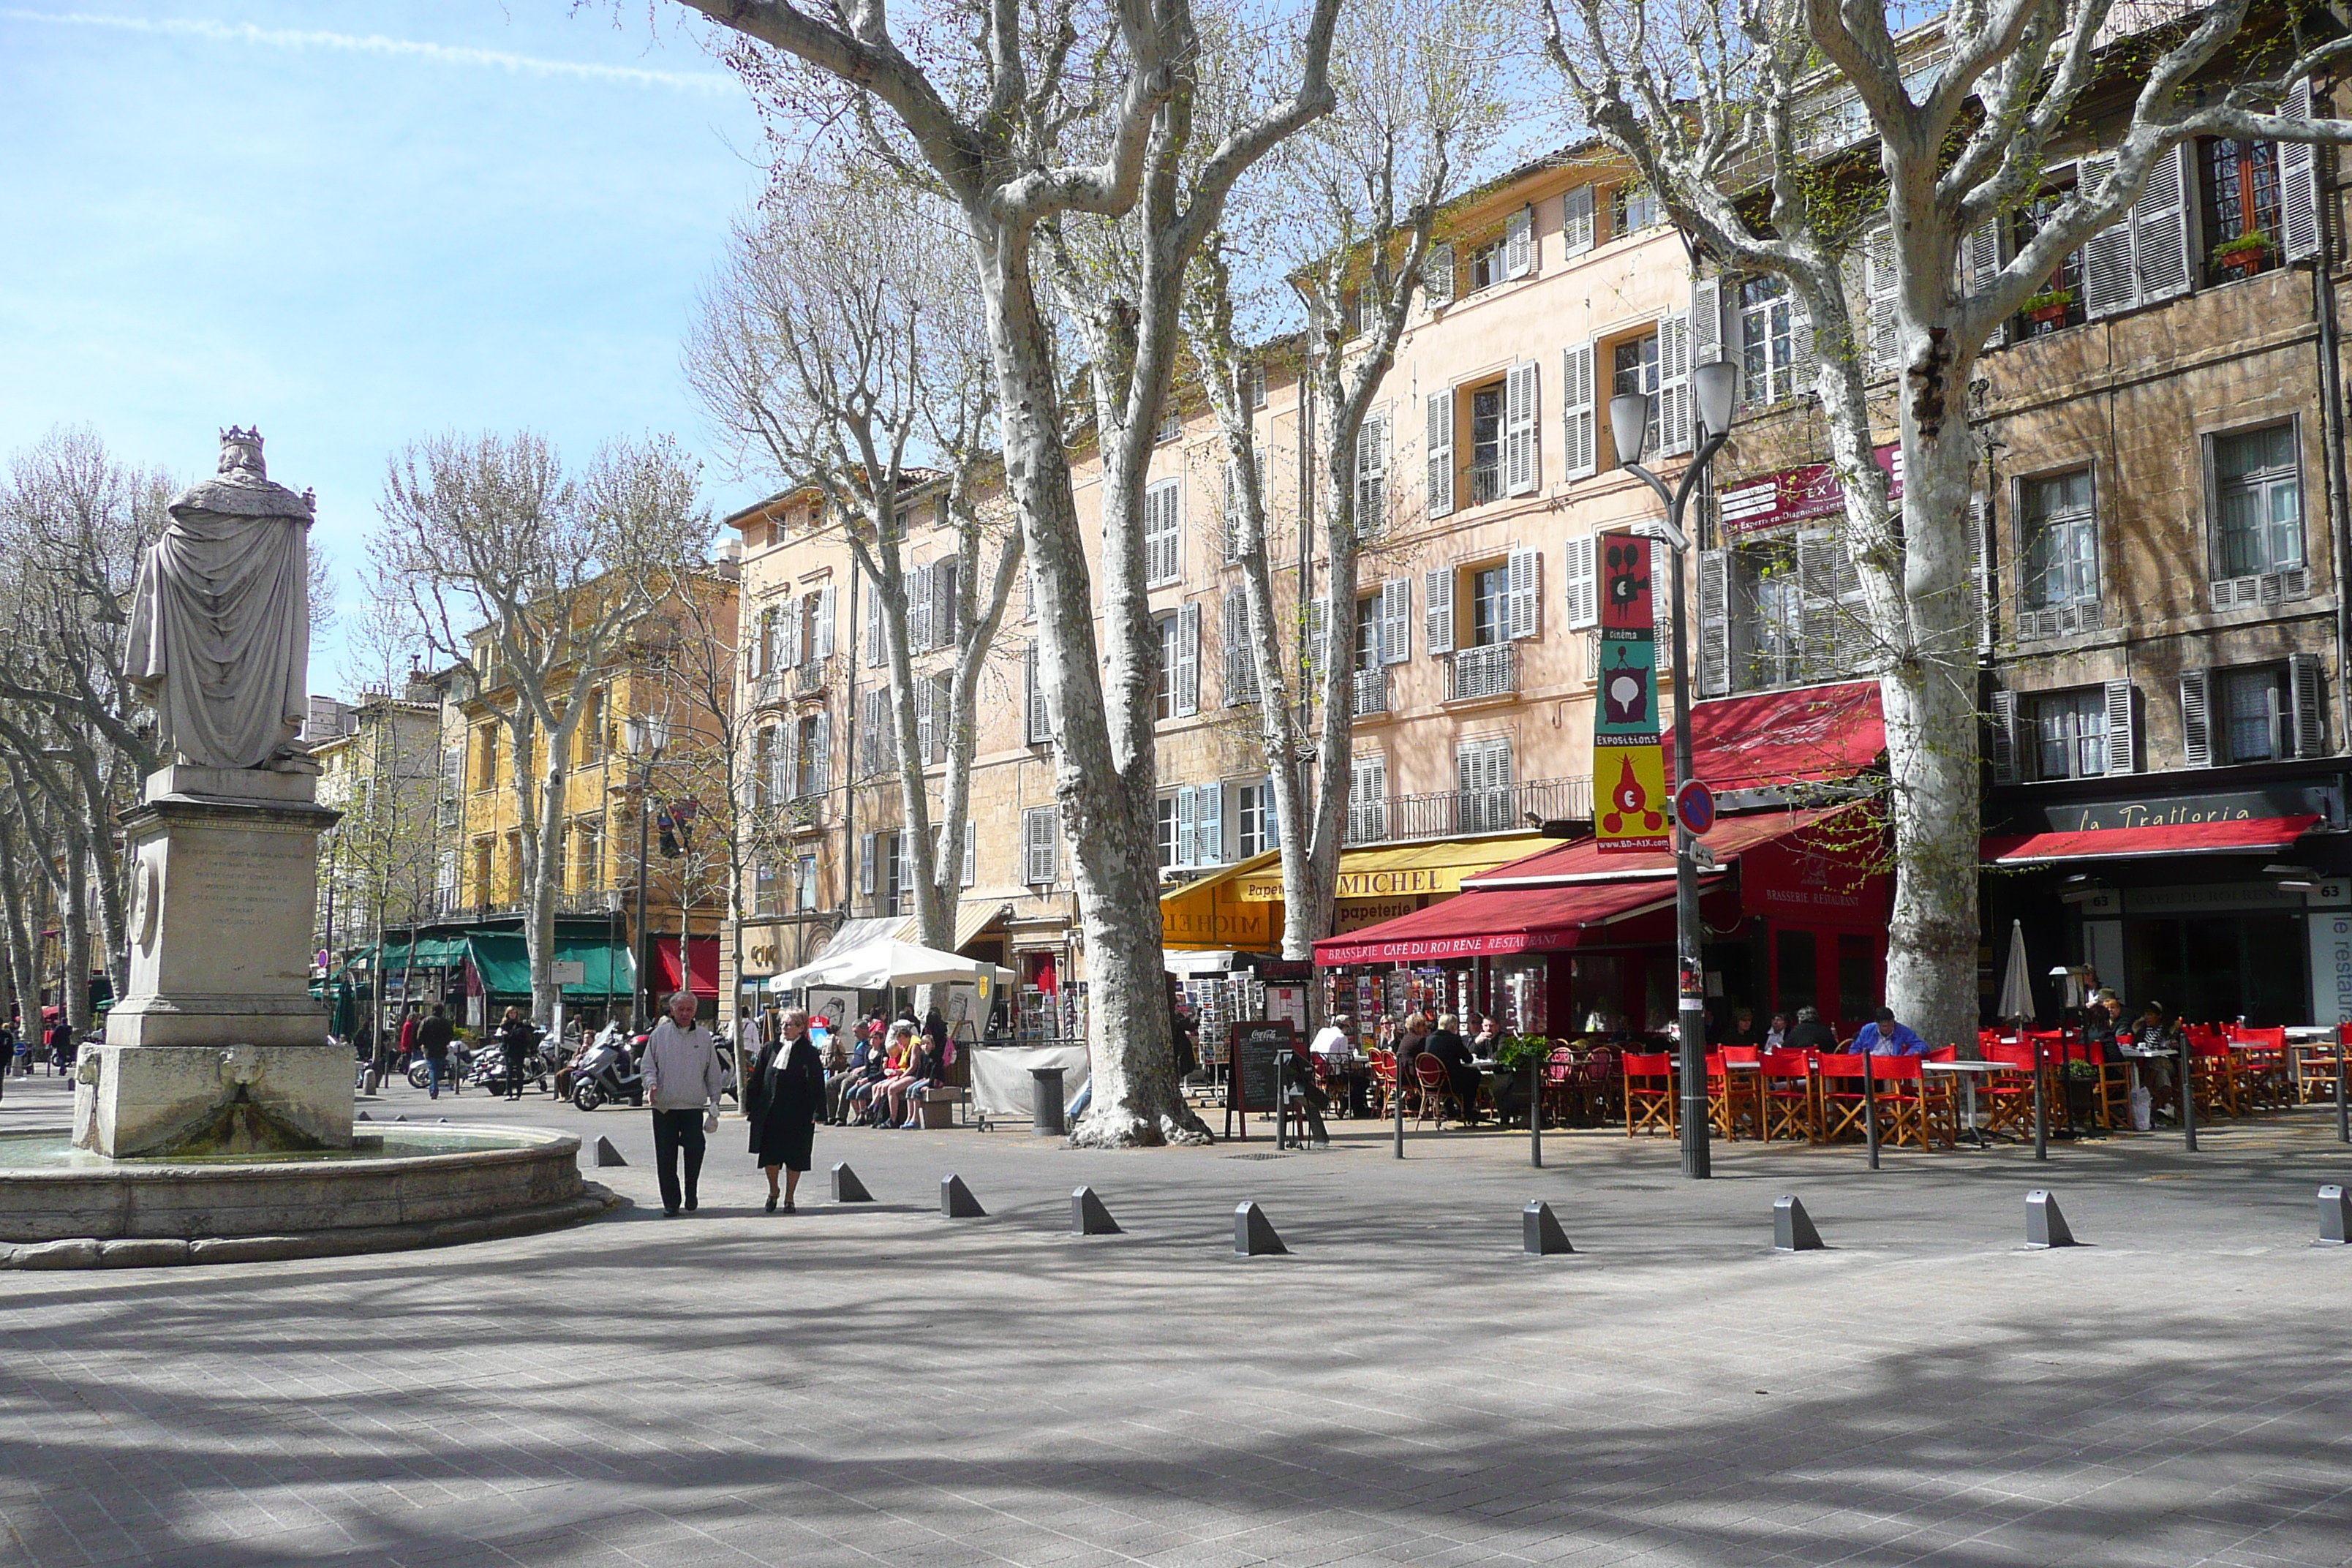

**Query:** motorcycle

left=568, top=1034, right=645, bottom=1112
left=405, top=1042, right=474, bottom=1091
left=474, top=1031, right=563, bottom=1096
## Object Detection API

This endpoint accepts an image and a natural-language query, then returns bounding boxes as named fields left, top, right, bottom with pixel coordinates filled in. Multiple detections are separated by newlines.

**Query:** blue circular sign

left=1673, top=779, right=1717, bottom=837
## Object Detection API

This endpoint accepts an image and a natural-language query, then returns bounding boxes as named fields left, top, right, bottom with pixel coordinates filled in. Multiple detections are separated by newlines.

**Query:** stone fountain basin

left=0, top=1123, right=617, bottom=1267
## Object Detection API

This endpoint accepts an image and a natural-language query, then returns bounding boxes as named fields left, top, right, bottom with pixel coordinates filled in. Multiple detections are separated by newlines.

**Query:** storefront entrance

left=2122, top=911, right=2308, bottom=1027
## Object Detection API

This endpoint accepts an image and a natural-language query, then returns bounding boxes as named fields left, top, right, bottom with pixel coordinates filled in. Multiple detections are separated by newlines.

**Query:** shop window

left=1738, top=276, right=1797, bottom=406
left=2201, top=137, right=2283, bottom=283
left=1611, top=333, right=1659, bottom=466
left=2011, top=186, right=2085, bottom=336
left=2030, top=689, right=2108, bottom=781
left=1467, top=381, right=1505, bottom=504
left=2019, top=467, right=2099, bottom=614
left=2212, top=423, right=2303, bottom=580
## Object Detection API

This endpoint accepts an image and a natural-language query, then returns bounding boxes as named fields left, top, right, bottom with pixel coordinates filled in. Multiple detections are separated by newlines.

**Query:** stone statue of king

left=126, top=426, right=312, bottom=772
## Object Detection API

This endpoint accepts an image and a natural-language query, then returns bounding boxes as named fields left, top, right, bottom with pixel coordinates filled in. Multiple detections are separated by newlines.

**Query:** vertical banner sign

left=1596, top=535, right=1669, bottom=853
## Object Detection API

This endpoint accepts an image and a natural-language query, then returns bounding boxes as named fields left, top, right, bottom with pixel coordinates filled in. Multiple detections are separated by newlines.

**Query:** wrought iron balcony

left=1343, top=774, right=1592, bottom=846
left=1351, top=667, right=1390, bottom=717
left=1446, top=642, right=1515, bottom=702
left=794, top=657, right=832, bottom=696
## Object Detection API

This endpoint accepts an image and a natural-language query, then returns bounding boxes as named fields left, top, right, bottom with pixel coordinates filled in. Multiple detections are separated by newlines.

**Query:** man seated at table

left=1853, top=1007, right=1930, bottom=1056
left=1426, top=1013, right=1483, bottom=1126
left=1782, top=1006, right=1836, bottom=1054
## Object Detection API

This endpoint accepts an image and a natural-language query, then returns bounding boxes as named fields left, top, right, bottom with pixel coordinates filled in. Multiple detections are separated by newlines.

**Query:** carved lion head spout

left=217, top=426, right=266, bottom=479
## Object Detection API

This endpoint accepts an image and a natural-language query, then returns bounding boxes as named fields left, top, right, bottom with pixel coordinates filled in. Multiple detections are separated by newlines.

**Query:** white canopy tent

left=774, top=937, right=1014, bottom=995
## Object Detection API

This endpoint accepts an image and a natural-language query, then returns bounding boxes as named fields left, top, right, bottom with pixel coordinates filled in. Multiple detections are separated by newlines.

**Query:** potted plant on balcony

left=2211, top=230, right=2272, bottom=277
left=2022, top=287, right=2075, bottom=326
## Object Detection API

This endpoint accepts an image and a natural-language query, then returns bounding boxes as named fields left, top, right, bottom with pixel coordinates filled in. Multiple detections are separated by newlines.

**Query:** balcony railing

left=751, top=670, right=788, bottom=708
left=794, top=656, right=832, bottom=696
left=1344, top=774, right=1592, bottom=846
left=1446, top=642, right=1515, bottom=702
left=1352, top=667, right=1390, bottom=717
left=432, top=887, right=626, bottom=920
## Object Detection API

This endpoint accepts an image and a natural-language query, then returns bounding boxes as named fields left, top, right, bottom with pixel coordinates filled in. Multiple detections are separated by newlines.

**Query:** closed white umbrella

left=1996, top=919, right=2035, bottom=1026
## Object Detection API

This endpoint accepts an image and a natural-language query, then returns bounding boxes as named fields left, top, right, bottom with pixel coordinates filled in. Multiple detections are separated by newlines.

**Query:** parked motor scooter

left=569, top=1033, right=644, bottom=1112
left=406, top=1041, right=474, bottom=1091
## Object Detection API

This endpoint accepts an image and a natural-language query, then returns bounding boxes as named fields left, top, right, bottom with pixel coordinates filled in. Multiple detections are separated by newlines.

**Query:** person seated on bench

left=871, top=1022, right=921, bottom=1126
left=894, top=1033, right=943, bottom=1128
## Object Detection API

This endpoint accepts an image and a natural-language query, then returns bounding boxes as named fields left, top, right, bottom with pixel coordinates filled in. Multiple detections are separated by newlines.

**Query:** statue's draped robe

left=127, top=478, right=311, bottom=771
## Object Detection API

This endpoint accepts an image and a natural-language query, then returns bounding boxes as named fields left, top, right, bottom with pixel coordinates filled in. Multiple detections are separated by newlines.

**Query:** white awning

left=777, top=937, right=1014, bottom=993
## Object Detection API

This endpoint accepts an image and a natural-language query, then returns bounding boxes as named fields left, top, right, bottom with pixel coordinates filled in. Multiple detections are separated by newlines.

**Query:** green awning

left=369, top=937, right=469, bottom=971
left=464, top=932, right=635, bottom=999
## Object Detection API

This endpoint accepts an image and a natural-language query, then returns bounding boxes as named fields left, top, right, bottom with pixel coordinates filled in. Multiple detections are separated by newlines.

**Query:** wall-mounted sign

left=1597, top=535, right=1668, bottom=855
left=1719, top=444, right=1903, bottom=540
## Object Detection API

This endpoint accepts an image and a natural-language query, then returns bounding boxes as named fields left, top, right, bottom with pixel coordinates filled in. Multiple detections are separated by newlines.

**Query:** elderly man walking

left=644, top=990, right=728, bottom=1218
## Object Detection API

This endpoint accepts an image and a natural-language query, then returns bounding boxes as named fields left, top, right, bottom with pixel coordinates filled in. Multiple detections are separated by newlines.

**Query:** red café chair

left=1760, top=1049, right=1819, bottom=1142
left=1580, top=1046, right=1621, bottom=1125
left=1711, top=1047, right=1763, bottom=1139
left=1621, top=1052, right=1676, bottom=1137
left=1368, top=1049, right=1397, bottom=1117
left=1871, top=1055, right=1952, bottom=1151
left=1411, top=1051, right=1457, bottom=1129
left=1542, top=1047, right=1580, bottom=1126
left=1816, top=1052, right=1872, bottom=1142
left=2231, top=1025, right=2291, bottom=1112
left=1978, top=1041, right=2041, bottom=1139
left=2190, top=1038, right=2242, bottom=1119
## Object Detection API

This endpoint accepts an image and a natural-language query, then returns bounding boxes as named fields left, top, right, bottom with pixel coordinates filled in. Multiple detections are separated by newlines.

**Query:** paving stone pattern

left=4, top=1074, right=2351, bottom=1567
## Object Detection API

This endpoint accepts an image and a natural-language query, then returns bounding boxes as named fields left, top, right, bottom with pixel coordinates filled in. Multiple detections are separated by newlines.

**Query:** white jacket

left=642, top=1019, right=726, bottom=1112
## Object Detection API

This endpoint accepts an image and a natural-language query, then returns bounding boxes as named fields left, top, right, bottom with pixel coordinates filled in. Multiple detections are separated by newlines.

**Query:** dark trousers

left=652, top=1108, right=706, bottom=1213
left=503, top=1049, right=529, bottom=1098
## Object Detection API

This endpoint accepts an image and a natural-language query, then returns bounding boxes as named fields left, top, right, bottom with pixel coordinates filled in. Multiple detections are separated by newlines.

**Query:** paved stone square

left=4, top=1070, right=2351, bottom=1567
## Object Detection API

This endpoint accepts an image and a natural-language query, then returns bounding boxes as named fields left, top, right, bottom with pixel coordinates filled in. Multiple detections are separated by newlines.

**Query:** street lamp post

left=624, top=715, right=668, bottom=1026
left=1611, top=361, right=1739, bottom=1180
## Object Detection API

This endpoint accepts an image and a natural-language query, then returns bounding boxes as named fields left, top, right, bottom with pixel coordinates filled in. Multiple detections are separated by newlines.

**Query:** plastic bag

left=2129, top=1085, right=2152, bottom=1132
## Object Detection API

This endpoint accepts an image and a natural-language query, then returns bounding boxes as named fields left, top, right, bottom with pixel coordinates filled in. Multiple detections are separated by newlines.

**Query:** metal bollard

left=2033, top=1043, right=2050, bottom=1160
left=1529, top=1055, right=1543, bottom=1169
left=1030, top=1066, right=1066, bottom=1137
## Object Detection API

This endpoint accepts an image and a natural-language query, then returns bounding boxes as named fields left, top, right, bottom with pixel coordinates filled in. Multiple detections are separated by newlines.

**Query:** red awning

left=653, top=935, right=720, bottom=999
left=1981, top=815, right=2321, bottom=864
left=1664, top=680, right=1885, bottom=791
left=1466, top=807, right=1848, bottom=887
left=1312, top=878, right=1697, bottom=967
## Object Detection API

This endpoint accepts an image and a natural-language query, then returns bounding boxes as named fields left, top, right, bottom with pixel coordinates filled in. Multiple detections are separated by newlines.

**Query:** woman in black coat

left=746, top=1006, right=825, bottom=1213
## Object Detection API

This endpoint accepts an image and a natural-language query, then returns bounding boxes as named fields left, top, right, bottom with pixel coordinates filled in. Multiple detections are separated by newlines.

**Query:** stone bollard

left=1071, top=1186, right=1121, bottom=1235
left=594, top=1136, right=627, bottom=1167
left=1233, top=1200, right=1287, bottom=1256
left=1030, top=1067, right=1067, bottom=1137
left=1774, top=1194, right=1824, bottom=1252
left=2320, top=1184, right=2351, bottom=1244
left=1522, top=1200, right=1574, bottom=1256
left=2025, top=1188, right=2079, bottom=1248
left=830, top=1162, right=873, bottom=1202
left=941, top=1174, right=986, bottom=1218
left=361, top=1068, right=380, bottom=1096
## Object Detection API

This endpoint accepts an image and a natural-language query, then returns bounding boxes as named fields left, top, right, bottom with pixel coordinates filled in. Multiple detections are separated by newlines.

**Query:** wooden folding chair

left=1760, top=1049, right=1818, bottom=1142
left=2296, top=1028, right=2350, bottom=1105
left=1816, top=1052, right=1872, bottom=1143
left=1979, top=1042, right=2040, bottom=1140
left=2190, top=1039, right=2242, bottom=1119
left=2230, top=1026, right=2292, bottom=1112
left=1621, top=1051, right=1676, bottom=1137
left=1872, top=1056, right=1951, bottom=1150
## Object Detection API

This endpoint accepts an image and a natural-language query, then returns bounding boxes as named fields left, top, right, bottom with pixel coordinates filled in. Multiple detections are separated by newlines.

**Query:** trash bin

left=1030, top=1066, right=1067, bottom=1136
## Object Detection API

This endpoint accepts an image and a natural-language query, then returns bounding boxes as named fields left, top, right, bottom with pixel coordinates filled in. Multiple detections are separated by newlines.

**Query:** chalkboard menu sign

left=1225, top=1019, right=1294, bottom=1139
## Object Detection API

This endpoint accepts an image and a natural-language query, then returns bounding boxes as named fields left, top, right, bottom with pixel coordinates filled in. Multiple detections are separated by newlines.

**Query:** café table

left=1923, top=1058, right=2021, bottom=1147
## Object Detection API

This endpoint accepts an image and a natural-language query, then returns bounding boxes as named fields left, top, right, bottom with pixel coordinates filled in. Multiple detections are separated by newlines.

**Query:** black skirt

left=753, top=1109, right=816, bottom=1172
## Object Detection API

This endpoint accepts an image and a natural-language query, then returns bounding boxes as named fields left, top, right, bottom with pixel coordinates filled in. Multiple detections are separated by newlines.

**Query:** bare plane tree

left=372, top=432, right=713, bottom=1025
left=1546, top=0, right=2352, bottom=1048
left=674, top=0, right=1345, bottom=1145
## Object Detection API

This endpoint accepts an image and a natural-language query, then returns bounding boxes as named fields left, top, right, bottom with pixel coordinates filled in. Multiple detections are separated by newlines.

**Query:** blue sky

left=0, top=2, right=771, bottom=684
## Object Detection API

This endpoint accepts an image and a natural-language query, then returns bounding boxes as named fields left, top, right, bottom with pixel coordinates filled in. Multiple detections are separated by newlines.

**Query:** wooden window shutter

left=1425, top=565, right=1455, bottom=654
left=1175, top=601, right=1201, bottom=717
left=865, top=586, right=884, bottom=666
left=1196, top=782, right=1223, bottom=865
left=932, top=558, right=960, bottom=649
left=810, top=712, right=832, bottom=794
left=1024, top=644, right=1049, bottom=744
left=2079, top=155, right=2136, bottom=318
left=1223, top=592, right=1253, bottom=704
left=1564, top=534, right=1599, bottom=630
left=1970, top=494, right=1996, bottom=653
left=913, top=676, right=935, bottom=764
left=1964, top=219, right=2006, bottom=351
left=1382, top=578, right=1411, bottom=666
left=2104, top=678, right=2137, bottom=774
left=1505, top=360, right=1540, bottom=497
left=2133, top=142, right=2192, bottom=304
left=814, top=584, right=837, bottom=658
left=2282, top=80, right=2323, bottom=263
left=1656, top=311, right=1692, bottom=457
left=1697, top=548, right=1731, bottom=697
left=1422, top=242, right=1455, bottom=305
left=858, top=832, right=876, bottom=895
left=1561, top=341, right=1597, bottom=480
left=1175, top=786, right=1199, bottom=868
left=1989, top=690, right=2020, bottom=785
left=1426, top=389, right=1455, bottom=518
left=2290, top=652, right=2327, bottom=757
left=2179, top=669, right=2213, bottom=768
left=1561, top=184, right=1595, bottom=257
left=1504, top=203, right=1534, bottom=279
left=1689, top=276, right=1723, bottom=374
left=962, top=821, right=976, bottom=886
left=1506, top=546, right=1542, bottom=640
left=1863, top=227, right=1901, bottom=373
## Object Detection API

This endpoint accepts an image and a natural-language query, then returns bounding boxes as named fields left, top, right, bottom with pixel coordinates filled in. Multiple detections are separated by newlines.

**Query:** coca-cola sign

left=1719, top=444, right=1904, bottom=540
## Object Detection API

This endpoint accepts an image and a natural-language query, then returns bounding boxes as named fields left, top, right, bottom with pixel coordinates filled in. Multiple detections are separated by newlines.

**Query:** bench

left=921, top=1085, right=981, bottom=1131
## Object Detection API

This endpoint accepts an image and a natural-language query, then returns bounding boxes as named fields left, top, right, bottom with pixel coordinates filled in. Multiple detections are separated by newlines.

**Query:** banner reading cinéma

left=1595, top=534, right=1668, bottom=854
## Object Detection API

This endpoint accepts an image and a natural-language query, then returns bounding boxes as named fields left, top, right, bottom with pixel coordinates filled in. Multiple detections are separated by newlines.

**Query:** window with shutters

left=753, top=727, right=777, bottom=808
left=1354, top=409, right=1388, bottom=534
left=573, top=821, right=602, bottom=895
left=2011, top=185, right=2087, bottom=336
left=1467, top=235, right=1506, bottom=292
left=1610, top=182, right=1659, bottom=238
left=1468, top=382, right=1504, bottom=505
left=1155, top=613, right=1180, bottom=722
left=1469, top=564, right=1510, bottom=647
left=1022, top=807, right=1058, bottom=885
left=1156, top=406, right=1183, bottom=444
left=1713, top=535, right=1866, bottom=693
left=797, top=712, right=829, bottom=797
left=1455, top=736, right=1515, bottom=834
left=882, top=831, right=907, bottom=914
left=2220, top=666, right=2290, bottom=764
left=1347, top=753, right=1388, bottom=844
left=2201, top=137, right=2283, bottom=283
left=753, top=859, right=779, bottom=917
left=1611, top=334, right=1659, bottom=464
left=1237, top=779, right=1275, bottom=857
left=1156, top=792, right=1180, bottom=870
left=2019, top=468, right=2100, bottom=616
left=1145, top=478, right=1182, bottom=585
left=2212, top=423, right=2304, bottom=580
left=1023, top=644, right=1051, bottom=743
left=1738, top=276, right=1798, bottom=406
left=2029, top=689, right=2108, bottom=780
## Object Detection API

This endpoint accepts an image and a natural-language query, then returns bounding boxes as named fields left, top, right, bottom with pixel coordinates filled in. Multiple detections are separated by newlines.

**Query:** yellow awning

left=1158, top=835, right=1550, bottom=948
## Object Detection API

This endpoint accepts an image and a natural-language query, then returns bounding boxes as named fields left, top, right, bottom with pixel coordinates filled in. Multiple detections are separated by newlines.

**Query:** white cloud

left=1, top=9, right=738, bottom=93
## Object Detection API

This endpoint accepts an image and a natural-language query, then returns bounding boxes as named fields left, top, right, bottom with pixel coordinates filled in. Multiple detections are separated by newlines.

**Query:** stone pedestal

left=81, top=766, right=345, bottom=1157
